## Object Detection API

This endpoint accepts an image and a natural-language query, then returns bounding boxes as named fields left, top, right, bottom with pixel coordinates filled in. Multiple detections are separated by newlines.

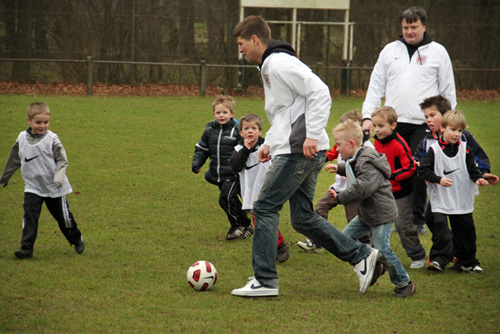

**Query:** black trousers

left=396, top=122, right=428, bottom=226
left=218, top=180, right=251, bottom=229
left=21, top=192, right=82, bottom=252
left=426, top=206, right=478, bottom=268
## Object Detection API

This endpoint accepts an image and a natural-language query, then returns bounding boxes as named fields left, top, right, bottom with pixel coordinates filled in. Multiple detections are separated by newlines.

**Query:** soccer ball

left=187, top=261, right=218, bottom=291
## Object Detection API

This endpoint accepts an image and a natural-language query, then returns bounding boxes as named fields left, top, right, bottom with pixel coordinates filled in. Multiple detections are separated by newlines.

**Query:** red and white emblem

left=263, top=74, right=271, bottom=88
left=417, top=55, right=427, bottom=65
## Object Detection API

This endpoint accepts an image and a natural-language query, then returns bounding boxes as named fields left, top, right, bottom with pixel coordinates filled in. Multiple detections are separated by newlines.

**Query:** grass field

left=0, top=95, right=499, bottom=333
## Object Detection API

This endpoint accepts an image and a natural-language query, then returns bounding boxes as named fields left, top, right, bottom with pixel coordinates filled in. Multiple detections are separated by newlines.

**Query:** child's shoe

left=354, top=248, right=378, bottom=294
left=393, top=281, right=416, bottom=298
left=74, top=237, right=85, bottom=254
left=296, top=239, right=323, bottom=253
left=461, top=265, right=484, bottom=274
left=276, top=240, right=290, bottom=263
left=428, top=261, right=444, bottom=272
left=242, top=225, right=254, bottom=239
left=226, top=226, right=245, bottom=241
left=417, top=225, right=427, bottom=235
left=370, top=261, right=387, bottom=286
left=410, top=254, right=427, bottom=269
left=14, top=249, right=33, bottom=259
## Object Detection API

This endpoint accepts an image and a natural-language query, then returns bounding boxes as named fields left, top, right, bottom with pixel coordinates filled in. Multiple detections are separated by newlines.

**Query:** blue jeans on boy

left=252, top=151, right=372, bottom=288
left=343, top=217, right=411, bottom=288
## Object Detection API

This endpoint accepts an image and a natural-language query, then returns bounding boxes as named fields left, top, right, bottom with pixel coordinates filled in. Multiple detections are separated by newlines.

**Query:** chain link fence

left=1, top=0, right=499, bottom=91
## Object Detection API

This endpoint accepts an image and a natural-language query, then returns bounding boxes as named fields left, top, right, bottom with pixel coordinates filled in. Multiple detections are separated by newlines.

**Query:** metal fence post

left=86, top=56, right=94, bottom=96
left=199, top=60, right=206, bottom=97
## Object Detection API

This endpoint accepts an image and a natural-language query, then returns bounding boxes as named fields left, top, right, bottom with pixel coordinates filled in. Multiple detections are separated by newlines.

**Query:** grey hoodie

left=337, top=146, right=398, bottom=226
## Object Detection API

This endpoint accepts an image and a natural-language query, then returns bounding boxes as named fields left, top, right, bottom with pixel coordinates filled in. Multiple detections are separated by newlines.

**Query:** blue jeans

left=252, top=152, right=372, bottom=288
left=343, top=216, right=411, bottom=288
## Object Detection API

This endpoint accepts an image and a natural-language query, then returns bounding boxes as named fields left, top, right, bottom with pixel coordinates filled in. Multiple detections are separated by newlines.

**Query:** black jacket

left=192, top=118, right=240, bottom=184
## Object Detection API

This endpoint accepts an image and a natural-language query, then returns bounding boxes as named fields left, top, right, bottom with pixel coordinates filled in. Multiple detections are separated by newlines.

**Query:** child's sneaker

left=354, top=248, right=378, bottom=294
left=296, top=239, right=323, bottom=253
left=410, top=254, right=427, bottom=269
left=393, top=281, right=416, bottom=298
left=14, top=249, right=33, bottom=259
left=226, top=226, right=245, bottom=241
left=428, top=261, right=444, bottom=272
left=370, top=261, right=387, bottom=286
left=417, top=225, right=427, bottom=235
left=276, top=240, right=290, bottom=263
left=242, top=225, right=254, bottom=239
left=74, top=237, right=85, bottom=254
left=461, top=265, right=484, bottom=274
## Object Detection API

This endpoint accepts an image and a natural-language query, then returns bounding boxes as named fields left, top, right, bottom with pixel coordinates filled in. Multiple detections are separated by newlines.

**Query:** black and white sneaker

left=461, top=265, right=484, bottom=274
left=354, top=248, right=379, bottom=294
left=231, top=277, right=279, bottom=297
left=428, top=261, right=444, bottom=272
left=226, top=226, right=245, bottom=241
left=242, top=225, right=254, bottom=239
left=394, top=281, right=416, bottom=298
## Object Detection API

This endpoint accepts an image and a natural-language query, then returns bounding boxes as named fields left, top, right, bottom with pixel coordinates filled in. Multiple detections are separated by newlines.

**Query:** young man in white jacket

left=230, top=16, right=379, bottom=298
left=361, top=7, right=457, bottom=233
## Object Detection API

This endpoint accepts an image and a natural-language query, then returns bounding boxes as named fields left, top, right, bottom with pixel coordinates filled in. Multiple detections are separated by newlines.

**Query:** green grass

left=0, top=95, right=499, bottom=333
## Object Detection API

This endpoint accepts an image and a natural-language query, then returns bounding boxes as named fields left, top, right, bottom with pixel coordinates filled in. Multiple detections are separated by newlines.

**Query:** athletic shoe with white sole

left=428, top=261, right=444, bottom=272
left=461, top=265, right=484, bottom=274
left=410, top=254, right=427, bottom=269
left=242, top=225, right=254, bottom=239
left=226, top=226, right=244, bottom=241
left=354, top=248, right=379, bottom=294
left=296, top=239, right=323, bottom=253
left=231, top=277, right=279, bottom=297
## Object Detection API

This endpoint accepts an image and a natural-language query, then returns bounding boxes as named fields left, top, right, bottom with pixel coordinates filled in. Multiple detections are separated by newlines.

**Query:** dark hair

left=400, top=7, right=427, bottom=26
left=419, top=95, right=452, bottom=115
left=240, top=113, right=263, bottom=130
left=232, top=16, right=271, bottom=45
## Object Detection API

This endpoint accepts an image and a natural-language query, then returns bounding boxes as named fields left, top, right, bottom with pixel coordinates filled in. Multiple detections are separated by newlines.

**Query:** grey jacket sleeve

left=0, top=141, right=21, bottom=186
left=52, top=136, right=69, bottom=187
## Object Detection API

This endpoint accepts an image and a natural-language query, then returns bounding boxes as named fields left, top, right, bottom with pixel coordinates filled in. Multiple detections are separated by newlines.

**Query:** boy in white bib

left=1, top=102, right=84, bottom=259
left=418, top=110, right=490, bottom=272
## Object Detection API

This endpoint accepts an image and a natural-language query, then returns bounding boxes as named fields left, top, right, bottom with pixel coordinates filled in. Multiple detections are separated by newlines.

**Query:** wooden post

left=86, top=56, right=94, bottom=96
left=199, top=60, right=207, bottom=97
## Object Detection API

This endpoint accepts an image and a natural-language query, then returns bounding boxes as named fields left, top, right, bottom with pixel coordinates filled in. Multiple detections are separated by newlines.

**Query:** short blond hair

left=442, top=110, right=466, bottom=130
left=333, top=119, right=363, bottom=147
left=372, top=106, right=398, bottom=124
left=27, top=102, right=50, bottom=120
left=212, top=95, right=235, bottom=113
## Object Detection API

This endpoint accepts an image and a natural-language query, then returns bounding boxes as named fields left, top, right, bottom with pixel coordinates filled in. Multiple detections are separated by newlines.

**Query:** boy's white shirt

left=234, top=144, right=269, bottom=210
left=427, top=141, right=478, bottom=214
left=18, top=130, right=72, bottom=197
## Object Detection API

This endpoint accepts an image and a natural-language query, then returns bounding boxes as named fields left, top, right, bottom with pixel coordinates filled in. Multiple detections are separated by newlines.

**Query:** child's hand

left=325, top=164, right=338, bottom=173
left=439, top=177, right=453, bottom=187
left=482, top=173, right=499, bottom=186
left=244, top=138, right=254, bottom=150
left=328, top=188, right=338, bottom=201
left=415, top=161, right=420, bottom=167
left=476, top=178, right=489, bottom=186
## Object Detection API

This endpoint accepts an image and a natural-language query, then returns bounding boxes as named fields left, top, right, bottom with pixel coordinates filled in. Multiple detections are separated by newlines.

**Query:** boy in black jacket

left=192, top=95, right=251, bottom=241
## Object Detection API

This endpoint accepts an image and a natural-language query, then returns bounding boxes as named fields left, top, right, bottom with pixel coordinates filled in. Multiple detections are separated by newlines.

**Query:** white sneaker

left=410, top=254, right=427, bottom=269
left=231, top=277, right=279, bottom=297
left=296, top=239, right=323, bottom=253
left=354, top=248, right=379, bottom=294
left=461, top=265, right=484, bottom=274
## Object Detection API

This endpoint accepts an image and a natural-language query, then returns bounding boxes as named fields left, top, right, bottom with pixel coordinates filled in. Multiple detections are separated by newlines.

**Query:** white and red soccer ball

left=187, top=261, right=218, bottom=291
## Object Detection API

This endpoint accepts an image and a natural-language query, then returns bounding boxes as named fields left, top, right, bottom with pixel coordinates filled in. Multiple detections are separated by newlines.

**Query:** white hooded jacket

left=259, top=40, right=331, bottom=156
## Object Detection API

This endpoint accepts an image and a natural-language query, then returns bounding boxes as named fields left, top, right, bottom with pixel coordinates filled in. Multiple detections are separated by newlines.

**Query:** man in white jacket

left=230, top=16, right=379, bottom=298
left=361, top=7, right=456, bottom=232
